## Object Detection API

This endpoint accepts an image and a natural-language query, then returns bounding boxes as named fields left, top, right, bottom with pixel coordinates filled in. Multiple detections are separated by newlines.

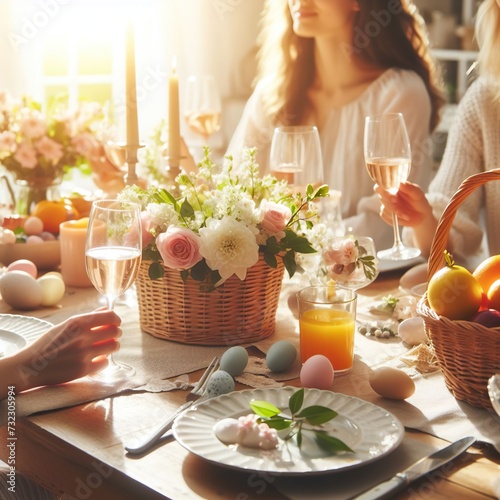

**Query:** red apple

left=471, top=309, right=500, bottom=328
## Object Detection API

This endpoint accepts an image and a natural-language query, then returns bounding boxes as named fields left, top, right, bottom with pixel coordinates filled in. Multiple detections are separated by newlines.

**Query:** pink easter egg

left=300, top=355, right=335, bottom=390
left=7, top=259, right=38, bottom=279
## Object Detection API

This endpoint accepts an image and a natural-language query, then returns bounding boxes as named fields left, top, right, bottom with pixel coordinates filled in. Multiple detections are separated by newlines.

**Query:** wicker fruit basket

left=136, top=254, right=285, bottom=346
left=417, top=169, right=500, bottom=410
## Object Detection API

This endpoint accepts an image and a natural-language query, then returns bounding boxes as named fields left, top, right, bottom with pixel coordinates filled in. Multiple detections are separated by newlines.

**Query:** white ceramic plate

left=173, top=387, right=404, bottom=476
left=0, top=314, right=52, bottom=357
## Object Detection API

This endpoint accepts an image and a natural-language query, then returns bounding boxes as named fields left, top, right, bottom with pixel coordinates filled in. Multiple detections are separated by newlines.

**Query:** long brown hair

left=256, top=0, right=444, bottom=132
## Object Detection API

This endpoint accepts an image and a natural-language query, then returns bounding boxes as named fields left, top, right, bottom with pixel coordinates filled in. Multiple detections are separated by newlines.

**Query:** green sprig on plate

left=249, top=388, right=353, bottom=455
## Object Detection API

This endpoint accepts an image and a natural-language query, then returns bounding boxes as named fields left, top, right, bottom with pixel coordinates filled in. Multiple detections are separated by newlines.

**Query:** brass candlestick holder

left=104, top=142, right=145, bottom=186
left=165, top=155, right=186, bottom=196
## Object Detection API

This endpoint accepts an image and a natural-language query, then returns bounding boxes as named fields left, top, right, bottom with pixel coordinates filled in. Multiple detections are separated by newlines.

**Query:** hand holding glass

left=364, top=113, right=421, bottom=260
left=85, top=199, right=142, bottom=381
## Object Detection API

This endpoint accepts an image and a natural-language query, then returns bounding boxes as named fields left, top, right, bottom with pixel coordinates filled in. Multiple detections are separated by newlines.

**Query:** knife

left=354, top=436, right=476, bottom=500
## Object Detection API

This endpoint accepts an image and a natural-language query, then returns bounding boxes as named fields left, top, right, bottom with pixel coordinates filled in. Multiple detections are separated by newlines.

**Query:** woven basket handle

left=427, top=168, right=500, bottom=281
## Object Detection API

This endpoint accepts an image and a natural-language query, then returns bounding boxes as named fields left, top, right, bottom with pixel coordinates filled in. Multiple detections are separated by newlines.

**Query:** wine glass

left=184, top=75, right=221, bottom=143
left=322, top=236, right=379, bottom=290
left=85, top=199, right=142, bottom=381
left=269, top=125, right=324, bottom=191
left=364, top=113, right=421, bottom=261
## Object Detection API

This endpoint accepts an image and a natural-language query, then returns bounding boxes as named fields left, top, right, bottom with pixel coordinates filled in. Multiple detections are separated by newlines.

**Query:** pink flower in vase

left=13, top=142, right=37, bottom=169
left=35, top=136, right=64, bottom=165
left=323, top=238, right=358, bottom=276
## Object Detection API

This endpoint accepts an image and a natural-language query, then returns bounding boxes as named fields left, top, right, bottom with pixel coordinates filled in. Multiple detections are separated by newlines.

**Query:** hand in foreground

left=375, top=181, right=434, bottom=227
left=374, top=181, right=439, bottom=257
left=1, top=310, right=122, bottom=398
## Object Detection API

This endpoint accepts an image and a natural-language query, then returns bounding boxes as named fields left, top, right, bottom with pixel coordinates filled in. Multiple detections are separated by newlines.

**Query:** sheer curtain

left=0, top=0, right=263, bottom=150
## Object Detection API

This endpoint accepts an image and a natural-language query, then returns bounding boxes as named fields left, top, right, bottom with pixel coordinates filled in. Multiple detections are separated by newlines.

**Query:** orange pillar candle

left=60, top=218, right=92, bottom=287
left=168, top=59, right=181, bottom=160
left=125, top=22, right=139, bottom=147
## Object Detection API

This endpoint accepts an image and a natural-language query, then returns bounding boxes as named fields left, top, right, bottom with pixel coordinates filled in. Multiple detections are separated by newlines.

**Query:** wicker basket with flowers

left=119, top=147, right=328, bottom=345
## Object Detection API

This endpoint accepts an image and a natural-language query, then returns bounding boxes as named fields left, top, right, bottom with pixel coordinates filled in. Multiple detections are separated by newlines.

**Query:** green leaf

left=190, top=260, right=210, bottom=281
left=180, top=199, right=195, bottom=218
left=250, top=400, right=281, bottom=418
left=289, top=387, right=304, bottom=414
left=297, top=428, right=303, bottom=448
left=180, top=269, right=189, bottom=283
left=296, top=405, right=338, bottom=425
left=148, top=262, right=164, bottom=280
left=263, top=251, right=278, bottom=268
left=283, top=251, right=297, bottom=277
left=314, top=431, right=353, bottom=453
left=287, top=236, right=317, bottom=254
left=259, top=416, right=293, bottom=431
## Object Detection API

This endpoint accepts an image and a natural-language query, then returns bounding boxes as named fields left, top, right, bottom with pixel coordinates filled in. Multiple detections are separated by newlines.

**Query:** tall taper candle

left=168, top=60, right=181, bottom=159
left=125, top=22, right=139, bottom=147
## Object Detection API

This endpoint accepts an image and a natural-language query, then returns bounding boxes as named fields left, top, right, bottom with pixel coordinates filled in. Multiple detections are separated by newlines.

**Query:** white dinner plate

left=0, top=314, right=52, bottom=357
left=173, top=387, right=404, bottom=476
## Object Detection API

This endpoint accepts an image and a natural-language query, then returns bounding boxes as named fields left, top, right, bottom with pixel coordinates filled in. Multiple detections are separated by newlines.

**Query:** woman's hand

left=375, top=181, right=434, bottom=227
left=375, top=181, right=438, bottom=257
left=1, top=310, right=122, bottom=398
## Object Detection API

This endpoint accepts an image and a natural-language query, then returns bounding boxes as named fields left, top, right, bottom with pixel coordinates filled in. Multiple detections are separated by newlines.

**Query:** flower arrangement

left=0, top=90, right=104, bottom=183
left=322, top=236, right=377, bottom=281
left=119, top=147, right=329, bottom=290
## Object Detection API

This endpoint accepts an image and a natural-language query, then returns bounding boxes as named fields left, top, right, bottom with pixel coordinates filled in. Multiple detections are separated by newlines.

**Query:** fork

left=125, top=356, right=220, bottom=455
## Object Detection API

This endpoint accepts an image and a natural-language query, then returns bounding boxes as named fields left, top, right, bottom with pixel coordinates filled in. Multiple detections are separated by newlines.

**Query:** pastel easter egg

left=300, top=355, right=334, bottom=390
left=220, top=346, right=249, bottom=377
left=0, top=270, right=43, bottom=310
left=37, top=274, right=65, bottom=306
left=266, top=340, right=297, bottom=372
left=7, top=259, right=38, bottom=278
left=369, top=367, right=415, bottom=400
left=206, top=370, right=235, bottom=398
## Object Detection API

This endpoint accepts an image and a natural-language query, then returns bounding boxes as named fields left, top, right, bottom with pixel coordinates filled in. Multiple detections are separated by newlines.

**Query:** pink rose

left=156, top=226, right=203, bottom=270
left=323, top=238, right=357, bottom=267
left=260, top=200, right=291, bottom=235
left=19, top=110, right=46, bottom=139
left=140, top=211, right=155, bottom=247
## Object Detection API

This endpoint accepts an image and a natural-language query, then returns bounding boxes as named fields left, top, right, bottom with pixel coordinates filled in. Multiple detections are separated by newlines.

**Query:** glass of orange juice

left=297, top=285, right=357, bottom=375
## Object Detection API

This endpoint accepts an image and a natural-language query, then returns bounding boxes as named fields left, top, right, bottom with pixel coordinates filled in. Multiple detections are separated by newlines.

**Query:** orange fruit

left=32, top=200, right=79, bottom=234
left=487, top=279, right=500, bottom=311
left=427, top=251, right=483, bottom=320
left=473, top=255, right=500, bottom=294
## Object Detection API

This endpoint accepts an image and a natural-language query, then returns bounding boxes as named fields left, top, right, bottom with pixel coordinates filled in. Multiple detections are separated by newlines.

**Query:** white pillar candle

left=125, top=22, right=139, bottom=147
left=168, top=59, right=181, bottom=159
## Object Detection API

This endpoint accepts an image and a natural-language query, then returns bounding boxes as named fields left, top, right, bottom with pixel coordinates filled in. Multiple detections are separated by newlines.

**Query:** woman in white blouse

left=227, top=0, right=444, bottom=250
left=376, top=0, right=500, bottom=266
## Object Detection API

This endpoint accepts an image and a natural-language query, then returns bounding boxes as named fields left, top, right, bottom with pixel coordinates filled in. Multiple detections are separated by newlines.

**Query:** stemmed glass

left=85, top=199, right=142, bottom=381
left=322, top=236, right=379, bottom=290
left=184, top=75, right=221, bottom=144
left=364, top=113, right=421, bottom=261
left=269, top=125, right=324, bottom=190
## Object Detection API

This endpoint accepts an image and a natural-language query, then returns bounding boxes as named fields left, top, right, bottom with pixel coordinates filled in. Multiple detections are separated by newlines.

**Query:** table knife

left=354, top=436, right=476, bottom=500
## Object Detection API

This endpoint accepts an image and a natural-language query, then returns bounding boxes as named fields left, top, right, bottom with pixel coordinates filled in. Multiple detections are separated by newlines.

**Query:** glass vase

left=15, top=178, right=62, bottom=215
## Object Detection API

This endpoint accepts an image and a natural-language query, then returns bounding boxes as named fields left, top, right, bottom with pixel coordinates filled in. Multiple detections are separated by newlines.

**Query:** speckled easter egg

left=206, top=370, right=235, bottom=398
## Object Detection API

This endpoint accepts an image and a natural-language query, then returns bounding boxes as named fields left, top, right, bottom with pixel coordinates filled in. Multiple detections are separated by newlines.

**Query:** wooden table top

left=1, top=270, right=499, bottom=499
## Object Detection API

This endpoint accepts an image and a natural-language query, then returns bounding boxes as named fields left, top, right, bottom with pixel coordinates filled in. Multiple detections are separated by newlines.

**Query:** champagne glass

left=322, top=236, right=379, bottom=290
left=85, top=199, right=142, bottom=381
left=184, top=75, right=221, bottom=143
left=364, top=113, right=421, bottom=261
left=269, top=125, right=324, bottom=190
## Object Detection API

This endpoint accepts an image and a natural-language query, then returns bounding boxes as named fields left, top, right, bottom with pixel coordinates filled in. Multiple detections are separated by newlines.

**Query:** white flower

left=199, top=216, right=259, bottom=284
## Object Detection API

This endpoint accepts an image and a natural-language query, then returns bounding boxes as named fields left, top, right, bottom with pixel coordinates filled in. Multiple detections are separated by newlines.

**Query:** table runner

left=1, top=280, right=499, bottom=454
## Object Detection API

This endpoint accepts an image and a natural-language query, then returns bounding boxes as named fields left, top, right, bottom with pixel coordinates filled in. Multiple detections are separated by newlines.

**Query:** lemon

left=427, top=251, right=483, bottom=320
